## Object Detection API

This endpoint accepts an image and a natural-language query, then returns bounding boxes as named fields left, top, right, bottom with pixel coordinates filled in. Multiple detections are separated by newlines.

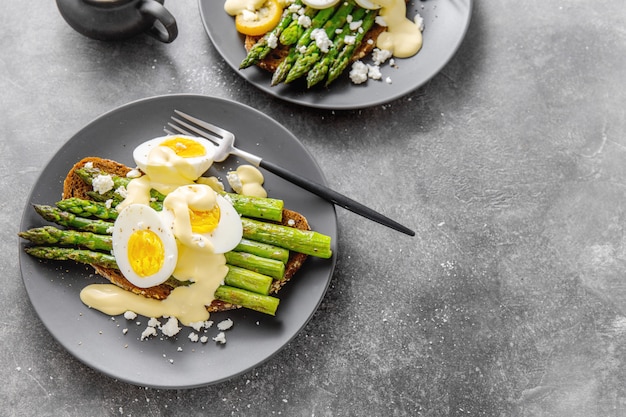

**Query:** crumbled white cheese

left=287, top=3, right=301, bottom=13
left=297, top=45, right=307, bottom=54
left=92, top=174, right=114, bottom=194
left=188, top=332, right=199, bottom=342
left=344, top=35, right=356, bottom=46
left=213, top=332, right=227, bottom=344
left=140, top=326, right=157, bottom=341
left=217, top=318, right=234, bottom=331
left=349, top=20, right=363, bottom=31
left=124, top=311, right=137, bottom=320
left=349, top=61, right=369, bottom=84
left=147, top=317, right=161, bottom=328
left=226, top=171, right=243, bottom=194
left=287, top=219, right=295, bottom=226
left=115, top=185, right=127, bottom=199
left=375, top=16, right=387, bottom=27
left=298, top=14, right=312, bottom=28
left=105, top=199, right=113, bottom=209
left=161, top=317, right=181, bottom=337
left=84, top=162, right=94, bottom=169
left=372, top=48, right=393, bottom=65
left=414, top=13, right=424, bottom=31
left=189, top=321, right=205, bottom=332
left=126, top=168, right=141, bottom=178
left=200, top=336, right=209, bottom=343
left=310, top=28, right=331, bottom=53
left=267, top=32, right=278, bottom=49
left=367, top=64, right=383, bottom=80
left=385, top=76, right=393, bottom=84
left=122, top=328, right=128, bottom=335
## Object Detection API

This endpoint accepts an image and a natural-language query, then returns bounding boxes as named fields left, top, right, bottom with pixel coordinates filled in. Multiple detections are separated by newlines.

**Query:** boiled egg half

left=112, top=204, right=178, bottom=289
left=163, top=184, right=243, bottom=254
left=133, top=135, right=216, bottom=183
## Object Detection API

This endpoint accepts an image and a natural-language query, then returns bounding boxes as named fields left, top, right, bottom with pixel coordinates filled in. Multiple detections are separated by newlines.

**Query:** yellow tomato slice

left=235, top=0, right=283, bottom=36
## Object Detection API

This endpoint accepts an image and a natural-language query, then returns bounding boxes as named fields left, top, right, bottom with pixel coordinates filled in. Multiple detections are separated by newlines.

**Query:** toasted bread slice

left=63, top=157, right=310, bottom=312
left=244, top=24, right=386, bottom=73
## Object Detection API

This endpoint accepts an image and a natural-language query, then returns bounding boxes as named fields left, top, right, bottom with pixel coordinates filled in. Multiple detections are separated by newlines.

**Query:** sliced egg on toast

left=112, top=204, right=178, bottom=288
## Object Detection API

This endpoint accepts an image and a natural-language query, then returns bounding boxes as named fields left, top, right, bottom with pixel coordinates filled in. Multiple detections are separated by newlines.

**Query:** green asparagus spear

left=240, top=6, right=295, bottom=69
left=19, top=226, right=113, bottom=251
left=241, top=217, right=332, bottom=258
left=214, top=285, right=280, bottom=316
left=225, top=194, right=284, bottom=222
left=34, top=205, right=114, bottom=235
left=225, top=265, right=273, bottom=295
left=279, top=6, right=318, bottom=45
left=326, top=6, right=377, bottom=86
left=271, top=3, right=339, bottom=85
left=285, top=1, right=355, bottom=83
left=25, top=246, right=118, bottom=269
left=233, top=238, right=290, bottom=263
left=307, top=6, right=368, bottom=88
left=56, top=198, right=119, bottom=220
left=224, top=251, right=285, bottom=280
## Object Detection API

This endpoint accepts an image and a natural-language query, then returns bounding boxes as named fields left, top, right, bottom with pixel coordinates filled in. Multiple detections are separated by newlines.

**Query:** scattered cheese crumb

left=92, top=174, right=114, bottom=194
left=414, top=13, right=424, bottom=31
left=126, top=169, right=141, bottom=178
left=375, top=16, right=387, bottom=27
left=226, top=171, right=243, bottom=194
left=213, top=332, right=227, bottom=344
left=188, top=332, right=199, bottom=342
left=161, top=317, right=182, bottom=337
left=217, top=318, right=234, bottom=331
left=124, top=311, right=137, bottom=320
left=372, top=48, right=392, bottom=66
left=140, top=326, right=157, bottom=341
left=267, top=32, right=278, bottom=49
left=147, top=317, right=160, bottom=328
left=200, top=336, right=209, bottom=343
left=349, top=61, right=369, bottom=84
left=115, top=185, right=128, bottom=199
left=298, top=14, right=311, bottom=28
left=310, top=28, right=331, bottom=53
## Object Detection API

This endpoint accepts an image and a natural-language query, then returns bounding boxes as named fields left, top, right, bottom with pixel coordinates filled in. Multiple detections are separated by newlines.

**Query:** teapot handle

left=139, top=0, right=178, bottom=43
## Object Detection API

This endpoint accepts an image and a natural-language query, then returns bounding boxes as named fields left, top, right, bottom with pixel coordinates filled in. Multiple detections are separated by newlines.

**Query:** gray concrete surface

left=2, top=1, right=626, bottom=416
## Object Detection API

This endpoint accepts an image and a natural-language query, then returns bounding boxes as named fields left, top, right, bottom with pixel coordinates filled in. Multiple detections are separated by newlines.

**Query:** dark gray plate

left=198, top=0, right=473, bottom=109
left=19, top=94, right=337, bottom=389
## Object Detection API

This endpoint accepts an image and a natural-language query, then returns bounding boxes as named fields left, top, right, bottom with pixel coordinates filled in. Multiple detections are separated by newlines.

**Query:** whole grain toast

left=244, top=24, right=387, bottom=73
left=63, top=157, right=310, bottom=313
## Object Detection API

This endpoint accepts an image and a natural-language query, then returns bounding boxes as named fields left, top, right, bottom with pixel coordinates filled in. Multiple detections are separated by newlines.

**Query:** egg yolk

left=189, top=205, right=221, bottom=234
left=127, top=229, right=165, bottom=277
left=159, top=137, right=207, bottom=158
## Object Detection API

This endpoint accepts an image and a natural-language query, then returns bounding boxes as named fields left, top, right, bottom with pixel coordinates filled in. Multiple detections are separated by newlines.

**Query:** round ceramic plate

left=19, top=94, right=337, bottom=389
left=198, top=0, right=473, bottom=109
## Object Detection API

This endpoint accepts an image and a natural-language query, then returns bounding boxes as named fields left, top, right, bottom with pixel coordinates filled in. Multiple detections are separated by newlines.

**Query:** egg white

left=133, top=135, right=216, bottom=180
left=301, top=0, right=341, bottom=9
left=112, top=204, right=178, bottom=288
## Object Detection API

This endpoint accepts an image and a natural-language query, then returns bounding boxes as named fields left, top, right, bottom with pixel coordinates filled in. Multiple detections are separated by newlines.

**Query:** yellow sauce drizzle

left=376, top=0, right=423, bottom=58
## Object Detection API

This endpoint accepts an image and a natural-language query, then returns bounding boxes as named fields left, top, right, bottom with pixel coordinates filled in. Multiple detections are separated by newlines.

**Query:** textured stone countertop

left=2, top=1, right=626, bottom=416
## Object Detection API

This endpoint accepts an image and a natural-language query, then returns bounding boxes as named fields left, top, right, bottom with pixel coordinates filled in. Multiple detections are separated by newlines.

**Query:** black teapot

left=55, top=0, right=178, bottom=43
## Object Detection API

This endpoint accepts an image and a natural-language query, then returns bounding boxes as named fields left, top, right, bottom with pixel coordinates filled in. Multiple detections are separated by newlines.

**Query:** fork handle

left=258, top=160, right=415, bottom=236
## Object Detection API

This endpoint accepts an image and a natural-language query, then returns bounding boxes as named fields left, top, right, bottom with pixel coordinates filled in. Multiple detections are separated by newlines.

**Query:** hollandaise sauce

left=376, top=0, right=423, bottom=58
